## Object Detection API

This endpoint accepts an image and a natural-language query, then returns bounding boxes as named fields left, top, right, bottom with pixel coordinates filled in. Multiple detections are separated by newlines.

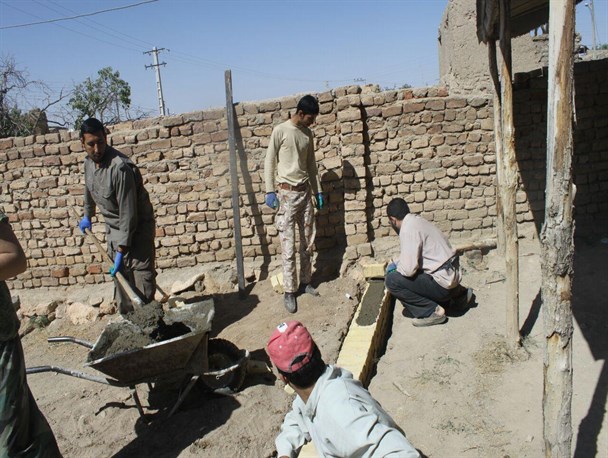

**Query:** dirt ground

left=17, top=233, right=608, bottom=458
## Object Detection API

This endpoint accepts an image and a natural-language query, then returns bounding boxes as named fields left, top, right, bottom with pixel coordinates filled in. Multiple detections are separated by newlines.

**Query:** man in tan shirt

left=385, top=198, right=473, bottom=326
left=264, top=95, right=324, bottom=313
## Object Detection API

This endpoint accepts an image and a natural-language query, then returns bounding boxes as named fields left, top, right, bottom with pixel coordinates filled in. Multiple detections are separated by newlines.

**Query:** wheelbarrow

left=26, top=301, right=249, bottom=418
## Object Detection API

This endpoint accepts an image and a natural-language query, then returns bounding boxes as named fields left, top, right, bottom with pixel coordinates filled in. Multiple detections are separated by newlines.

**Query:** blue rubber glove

left=79, top=216, right=92, bottom=234
left=386, top=262, right=397, bottom=275
left=265, top=192, right=278, bottom=209
left=316, top=193, right=324, bottom=210
left=109, top=252, right=123, bottom=277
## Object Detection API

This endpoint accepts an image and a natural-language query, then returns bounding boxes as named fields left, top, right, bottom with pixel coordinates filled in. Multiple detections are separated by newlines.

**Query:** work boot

left=450, top=287, right=474, bottom=311
left=284, top=293, right=297, bottom=313
left=298, top=283, right=320, bottom=297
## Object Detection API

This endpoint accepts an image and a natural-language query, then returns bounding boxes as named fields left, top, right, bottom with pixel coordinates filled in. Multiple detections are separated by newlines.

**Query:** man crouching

left=267, top=321, right=420, bottom=457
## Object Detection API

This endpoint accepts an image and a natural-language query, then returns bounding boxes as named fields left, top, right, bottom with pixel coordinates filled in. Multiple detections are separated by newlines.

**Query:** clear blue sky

left=1, top=0, right=606, bottom=122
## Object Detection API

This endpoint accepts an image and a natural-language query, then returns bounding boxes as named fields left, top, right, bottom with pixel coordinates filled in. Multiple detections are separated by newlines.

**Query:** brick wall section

left=513, top=58, right=608, bottom=234
left=1, top=59, right=606, bottom=289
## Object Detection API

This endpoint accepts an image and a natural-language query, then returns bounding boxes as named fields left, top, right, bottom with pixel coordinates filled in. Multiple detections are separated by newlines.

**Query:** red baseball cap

left=267, top=321, right=315, bottom=373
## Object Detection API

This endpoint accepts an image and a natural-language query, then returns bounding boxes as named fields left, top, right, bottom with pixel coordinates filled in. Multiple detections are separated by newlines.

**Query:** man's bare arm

left=0, top=221, right=27, bottom=281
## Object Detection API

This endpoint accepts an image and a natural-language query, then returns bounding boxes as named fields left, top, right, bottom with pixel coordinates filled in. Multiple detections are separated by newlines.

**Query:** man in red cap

left=267, top=321, right=420, bottom=458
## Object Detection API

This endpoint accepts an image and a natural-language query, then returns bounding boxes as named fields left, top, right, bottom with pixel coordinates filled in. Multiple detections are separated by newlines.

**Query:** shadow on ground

left=111, top=388, right=241, bottom=458
left=571, top=239, right=608, bottom=458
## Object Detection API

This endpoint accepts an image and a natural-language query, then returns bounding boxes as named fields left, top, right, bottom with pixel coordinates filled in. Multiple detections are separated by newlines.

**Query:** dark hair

left=278, top=345, right=326, bottom=389
left=296, top=95, right=320, bottom=116
left=80, top=118, right=106, bottom=138
left=387, top=198, right=410, bottom=220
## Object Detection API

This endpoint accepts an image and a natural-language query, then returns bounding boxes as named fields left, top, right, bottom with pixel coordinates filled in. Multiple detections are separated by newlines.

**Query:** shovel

left=70, top=208, right=169, bottom=310
left=81, top=226, right=145, bottom=311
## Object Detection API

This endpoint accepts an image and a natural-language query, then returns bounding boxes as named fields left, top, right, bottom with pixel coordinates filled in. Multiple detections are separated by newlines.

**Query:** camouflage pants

left=275, top=187, right=315, bottom=294
left=0, top=337, right=62, bottom=457
left=108, top=237, right=157, bottom=314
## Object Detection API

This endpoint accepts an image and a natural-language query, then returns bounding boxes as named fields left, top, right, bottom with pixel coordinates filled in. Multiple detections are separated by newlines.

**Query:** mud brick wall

left=513, top=58, right=608, bottom=236
left=1, top=58, right=606, bottom=290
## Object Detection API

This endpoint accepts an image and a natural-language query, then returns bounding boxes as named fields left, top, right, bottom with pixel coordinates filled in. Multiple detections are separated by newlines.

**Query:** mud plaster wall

left=438, top=0, right=548, bottom=96
left=1, top=61, right=606, bottom=290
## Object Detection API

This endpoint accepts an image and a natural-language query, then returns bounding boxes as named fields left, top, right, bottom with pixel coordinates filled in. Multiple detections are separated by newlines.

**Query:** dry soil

left=18, top=235, right=608, bottom=457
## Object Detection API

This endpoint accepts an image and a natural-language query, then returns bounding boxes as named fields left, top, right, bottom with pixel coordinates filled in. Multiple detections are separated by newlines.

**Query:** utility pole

left=585, top=1, right=598, bottom=50
left=144, top=46, right=168, bottom=116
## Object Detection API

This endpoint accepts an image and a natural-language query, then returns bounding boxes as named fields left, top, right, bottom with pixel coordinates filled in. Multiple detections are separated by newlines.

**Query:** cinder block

left=361, top=262, right=387, bottom=279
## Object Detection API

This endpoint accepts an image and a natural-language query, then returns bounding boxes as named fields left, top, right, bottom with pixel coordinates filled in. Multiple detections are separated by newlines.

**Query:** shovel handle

left=71, top=207, right=167, bottom=305
left=82, top=227, right=144, bottom=310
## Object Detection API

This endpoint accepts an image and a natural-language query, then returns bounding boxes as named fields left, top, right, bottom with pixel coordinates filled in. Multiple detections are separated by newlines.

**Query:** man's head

left=387, top=198, right=411, bottom=234
left=80, top=118, right=108, bottom=163
left=293, top=95, right=319, bottom=127
left=267, top=321, right=326, bottom=389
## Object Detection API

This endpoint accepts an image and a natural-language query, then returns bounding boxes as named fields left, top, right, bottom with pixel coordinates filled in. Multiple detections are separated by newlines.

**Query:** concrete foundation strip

left=297, top=264, right=394, bottom=457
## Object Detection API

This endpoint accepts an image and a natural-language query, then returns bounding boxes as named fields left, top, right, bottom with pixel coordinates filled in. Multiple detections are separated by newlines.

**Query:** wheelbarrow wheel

left=200, top=338, right=247, bottom=392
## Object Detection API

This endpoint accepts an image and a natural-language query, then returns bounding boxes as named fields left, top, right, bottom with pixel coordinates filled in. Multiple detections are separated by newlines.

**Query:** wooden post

left=224, top=70, right=246, bottom=296
left=488, top=40, right=506, bottom=256
left=497, top=0, right=520, bottom=346
left=542, top=1, right=575, bottom=455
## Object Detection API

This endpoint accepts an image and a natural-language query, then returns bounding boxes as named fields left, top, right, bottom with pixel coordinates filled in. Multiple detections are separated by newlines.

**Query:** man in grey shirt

left=78, top=118, right=156, bottom=313
left=267, top=321, right=420, bottom=457
left=385, top=198, right=473, bottom=327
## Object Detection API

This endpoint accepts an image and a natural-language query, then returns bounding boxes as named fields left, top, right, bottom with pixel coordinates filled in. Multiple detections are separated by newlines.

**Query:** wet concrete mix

left=87, top=301, right=191, bottom=362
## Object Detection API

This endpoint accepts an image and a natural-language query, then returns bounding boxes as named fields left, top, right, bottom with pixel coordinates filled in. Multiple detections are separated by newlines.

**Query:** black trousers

left=385, top=270, right=466, bottom=318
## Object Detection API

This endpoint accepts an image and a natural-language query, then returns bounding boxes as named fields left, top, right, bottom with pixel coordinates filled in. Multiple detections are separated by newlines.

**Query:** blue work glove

left=109, top=252, right=124, bottom=277
left=316, top=193, right=325, bottom=210
left=79, top=216, right=92, bottom=234
left=386, top=262, right=397, bottom=275
left=265, top=192, right=278, bottom=209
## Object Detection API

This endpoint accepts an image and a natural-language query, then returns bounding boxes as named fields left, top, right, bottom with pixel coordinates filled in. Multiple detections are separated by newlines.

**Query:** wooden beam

left=542, top=1, right=576, bottom=455
left=498, top=0, right=521, bottom=346
left=224, top=70, right=246, bottom=296
left=488, top=41, right=506, bottom=256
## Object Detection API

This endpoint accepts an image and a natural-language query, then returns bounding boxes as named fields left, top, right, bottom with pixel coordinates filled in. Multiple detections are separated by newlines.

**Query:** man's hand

left=316, top=193, right=325, bottom=210
left=79, top=216, right=92, bottom=234
left=109, top=251, right=123, bottom=277
left=265, top=192, right=278, bottom=209
left=386, top=262, right=397, bottom=275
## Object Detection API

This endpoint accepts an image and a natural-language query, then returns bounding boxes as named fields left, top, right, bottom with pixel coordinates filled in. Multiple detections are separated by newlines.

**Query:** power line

left=0, top=0, right=158, bottom=30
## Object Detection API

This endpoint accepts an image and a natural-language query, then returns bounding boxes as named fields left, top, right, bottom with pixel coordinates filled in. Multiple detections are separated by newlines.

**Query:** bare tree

left=0, top=56, right=68, bottom=138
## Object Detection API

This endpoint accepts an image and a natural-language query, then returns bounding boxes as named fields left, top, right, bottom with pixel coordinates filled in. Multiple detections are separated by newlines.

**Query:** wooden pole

left=497, top=0, right=520, bottom=346
left=542, top=1, right=575, bottom=455
left=224, top=70, right=246, bottom=296
left=488, top=40, right=506, bottom=256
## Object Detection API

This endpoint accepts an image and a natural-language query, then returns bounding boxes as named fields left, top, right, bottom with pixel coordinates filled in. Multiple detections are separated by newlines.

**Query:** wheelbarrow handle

left=26, top=365, right=122, bottom=386
left=48, top=336, right=94, bottom=349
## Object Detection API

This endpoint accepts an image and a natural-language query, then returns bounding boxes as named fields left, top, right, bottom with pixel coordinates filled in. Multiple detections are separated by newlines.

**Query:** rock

left=66, top=302, right=99, bottom=325
left=88, top=296, right=104, bottom=308
left=11, top=295, right=20, bottom=311
left=55, top=302, right=67, bottom=320
left=35, top=300, right=60, bottom=316
left=244, top=267, right=256, bottom=282
left=99, top=300, right=117, bottom=316
left=171, top=272, right=205, bottom=295
left=19, top=301, right=39, bottom=318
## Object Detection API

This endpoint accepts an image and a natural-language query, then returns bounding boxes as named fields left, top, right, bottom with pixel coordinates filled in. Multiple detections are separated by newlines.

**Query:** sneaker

left=450, top=287, right=474, bottom=310
left=298, top=283, right=320, bottom=297
left=284, top=293, right=297, bottom=313
left=412, top=311, right=447, bottom=327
